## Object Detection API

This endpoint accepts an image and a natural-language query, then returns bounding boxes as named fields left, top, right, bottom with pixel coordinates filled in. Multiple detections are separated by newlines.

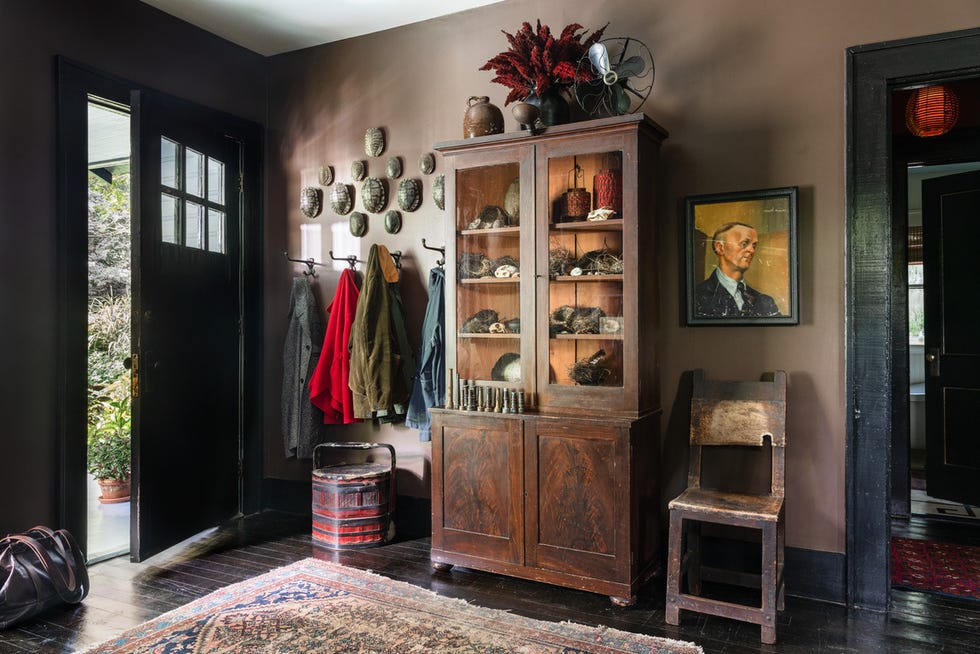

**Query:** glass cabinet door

left=453, top=161, right=524, bottom=389
left=543, top=149, right=625, bottom=389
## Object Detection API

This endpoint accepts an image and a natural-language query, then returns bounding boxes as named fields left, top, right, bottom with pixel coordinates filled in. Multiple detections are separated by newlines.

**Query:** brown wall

left=264, top=0, right=980, bottom=555
left=0, top=0, right=266, bottom=535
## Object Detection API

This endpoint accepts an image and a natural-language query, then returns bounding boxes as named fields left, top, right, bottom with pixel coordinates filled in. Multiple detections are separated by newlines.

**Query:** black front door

left=130, top=89, right=242, bottom=561
left=922, top=170, right=980, bottom=507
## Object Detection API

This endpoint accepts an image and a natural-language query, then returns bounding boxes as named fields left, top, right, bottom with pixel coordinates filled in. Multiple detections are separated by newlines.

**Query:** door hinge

left=238, top=173, right=244, bottom=193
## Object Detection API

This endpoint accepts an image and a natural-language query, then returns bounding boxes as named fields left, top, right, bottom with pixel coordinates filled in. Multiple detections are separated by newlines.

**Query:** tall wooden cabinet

left=430, top=113, right=667, bottom=605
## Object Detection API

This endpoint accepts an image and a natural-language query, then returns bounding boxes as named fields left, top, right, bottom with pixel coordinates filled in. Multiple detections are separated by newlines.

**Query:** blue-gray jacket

left=406, top=267, right=445, bottom=441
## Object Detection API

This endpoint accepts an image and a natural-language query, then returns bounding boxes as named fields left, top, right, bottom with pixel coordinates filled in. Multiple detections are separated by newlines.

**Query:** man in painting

left=695, top=222, right=781, bottom=318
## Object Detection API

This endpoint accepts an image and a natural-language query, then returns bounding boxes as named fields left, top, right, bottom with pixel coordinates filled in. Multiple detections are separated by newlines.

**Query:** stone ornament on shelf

left=386, top=156, right=402, bottom=179
left=364, top=127, right=385, bottom=157
left=318, top=165, right=334, bottom=186
left=351, top=160, right=366, bottom=182
left=361, top=177, right=387, bottom=213
left=330, top=183, right=353, bottom=215
left=433, top=174, right=445, bottom=210
left=384, top=209, right=402, bottom=234
left=349, top=211, right=367, bottom=237
left=504, top=177, right=520, bottom=224
left=397, top=178, right=422, bottom=212
left=419, top=152, right=435, bottom=175
left=300, top=187, right=322, bottom=218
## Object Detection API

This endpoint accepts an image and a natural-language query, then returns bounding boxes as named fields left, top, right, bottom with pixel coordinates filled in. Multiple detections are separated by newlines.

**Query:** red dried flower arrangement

left=479, top=20, right=609, bottom=105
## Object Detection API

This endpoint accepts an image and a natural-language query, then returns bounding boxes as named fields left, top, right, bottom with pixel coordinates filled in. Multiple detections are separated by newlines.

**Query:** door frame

left=55, top=59, right=264, bottom=555
left=845, top=27, right=980, bottom=611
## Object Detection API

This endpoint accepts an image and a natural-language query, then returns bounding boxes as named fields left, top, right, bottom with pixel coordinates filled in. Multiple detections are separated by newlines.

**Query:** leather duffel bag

left=0, top=526, right=89, bottom=630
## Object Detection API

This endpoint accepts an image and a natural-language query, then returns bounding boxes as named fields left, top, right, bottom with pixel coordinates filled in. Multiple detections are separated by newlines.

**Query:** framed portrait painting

left=685, top=186, right=799, bottom=326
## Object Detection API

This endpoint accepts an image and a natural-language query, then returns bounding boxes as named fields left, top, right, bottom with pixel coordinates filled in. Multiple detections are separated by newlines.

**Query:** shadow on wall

left=661, top=369, right=695, bottom=521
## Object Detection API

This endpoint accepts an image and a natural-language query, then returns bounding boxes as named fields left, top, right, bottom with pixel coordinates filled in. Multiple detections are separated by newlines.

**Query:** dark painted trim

left=57, top=60, right=133, bottom=556
left=845, top=28, right=980, bottom=612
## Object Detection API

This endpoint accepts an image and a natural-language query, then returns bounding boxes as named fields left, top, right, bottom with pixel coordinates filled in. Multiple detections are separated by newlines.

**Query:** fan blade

left=588, top=42, right=611, bottom=75
left=612, top=84, right=630, bottom=115
left=614, top=55, right=646, bottom=79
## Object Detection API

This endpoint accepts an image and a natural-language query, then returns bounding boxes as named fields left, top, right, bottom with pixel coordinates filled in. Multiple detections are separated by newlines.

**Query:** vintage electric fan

left=574, top=37, right=655, bottom=116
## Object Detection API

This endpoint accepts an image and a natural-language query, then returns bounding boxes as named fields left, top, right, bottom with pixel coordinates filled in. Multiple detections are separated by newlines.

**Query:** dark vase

left=525, top=87, right=570, bottom=127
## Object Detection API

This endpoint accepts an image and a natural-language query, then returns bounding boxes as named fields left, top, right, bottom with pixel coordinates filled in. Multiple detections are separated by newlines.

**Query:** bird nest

left=549, top=305, right=606, bottom=336
left=460, top=309, right=499, bottom=333
left=457, top=252, right=520, bottom=280
left=572, top=249, right=623, bottom=275
left=548, top=248, right=574, bottom=277
left=568, top=349, right=610, bottom=386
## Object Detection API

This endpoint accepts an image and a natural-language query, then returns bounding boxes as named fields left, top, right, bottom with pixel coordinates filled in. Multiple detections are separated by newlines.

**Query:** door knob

left=926, top=348, right=940, bottom=376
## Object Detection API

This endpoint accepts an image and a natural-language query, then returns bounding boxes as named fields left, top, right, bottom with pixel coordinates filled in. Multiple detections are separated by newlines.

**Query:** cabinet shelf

left=457, top=333, right=520, bottom=339
left=461, top=226, right=520, bottom=236
left=552, top=274, right=623, bottom=283
left=551, top=219, right=623, bottom=232
left=553, top=333, right=624, bottom=341
left=461, top=277, right=520, bottom=284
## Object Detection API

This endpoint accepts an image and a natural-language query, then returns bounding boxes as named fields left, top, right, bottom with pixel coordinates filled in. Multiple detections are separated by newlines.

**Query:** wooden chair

left=665, top=369, right=786, bottom=644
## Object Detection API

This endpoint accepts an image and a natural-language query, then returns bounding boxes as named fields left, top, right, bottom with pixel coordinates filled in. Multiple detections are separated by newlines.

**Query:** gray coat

left=282, top=278, right=324, bottom=458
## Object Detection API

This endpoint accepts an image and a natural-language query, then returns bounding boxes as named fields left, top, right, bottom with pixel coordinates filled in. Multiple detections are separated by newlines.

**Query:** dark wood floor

left=1, top=511, right=977, bottom=653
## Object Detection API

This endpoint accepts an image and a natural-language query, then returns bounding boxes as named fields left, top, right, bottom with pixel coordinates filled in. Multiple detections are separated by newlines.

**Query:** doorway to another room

left=86, top=98, right=132, bottom=562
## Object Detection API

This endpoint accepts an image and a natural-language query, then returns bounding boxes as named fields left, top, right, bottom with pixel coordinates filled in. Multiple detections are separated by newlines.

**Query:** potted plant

left=479, top=19, right=607, bottom=125
left=87, top=384, right=132, bottom=503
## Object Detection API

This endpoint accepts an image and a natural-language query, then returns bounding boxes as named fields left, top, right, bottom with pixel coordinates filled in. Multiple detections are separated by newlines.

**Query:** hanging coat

left=281, top=277, right=324, bottom=458
left=406, top=266, right=445, bottom=441
left=348, top=244, right=412, bottom=419
left=309, top=267, right=361, bottom=425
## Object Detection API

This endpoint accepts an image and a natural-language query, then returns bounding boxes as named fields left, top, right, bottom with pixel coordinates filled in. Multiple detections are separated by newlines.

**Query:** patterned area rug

left=891, top=537, right=980, bottom=600
left=82, top=558, right=703, bottom=653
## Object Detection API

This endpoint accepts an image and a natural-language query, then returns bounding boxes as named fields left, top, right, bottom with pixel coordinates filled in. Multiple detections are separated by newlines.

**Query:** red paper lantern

left=905, top=86, right=959, bottom=137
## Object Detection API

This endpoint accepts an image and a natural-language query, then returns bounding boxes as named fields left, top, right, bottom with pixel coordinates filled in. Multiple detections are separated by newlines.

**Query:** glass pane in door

left=455, top=162, right=521, bottom=386
left=545, top=150, right=624, bottom=387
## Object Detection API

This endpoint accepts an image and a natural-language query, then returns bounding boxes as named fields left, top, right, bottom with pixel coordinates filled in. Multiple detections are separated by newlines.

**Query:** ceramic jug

left=463, top=96, right=504, bottom=138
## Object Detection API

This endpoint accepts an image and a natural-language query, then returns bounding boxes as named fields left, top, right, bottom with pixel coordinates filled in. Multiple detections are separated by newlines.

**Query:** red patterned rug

left=891, top=537, right=980, bottom=600
left=81, top=558, right=702, bottom=653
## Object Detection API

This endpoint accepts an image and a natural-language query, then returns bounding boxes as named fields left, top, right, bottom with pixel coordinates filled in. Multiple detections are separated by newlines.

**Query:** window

left=908, top=262, right=924, bottom=344
left=160, top=136, right=227, bottom=253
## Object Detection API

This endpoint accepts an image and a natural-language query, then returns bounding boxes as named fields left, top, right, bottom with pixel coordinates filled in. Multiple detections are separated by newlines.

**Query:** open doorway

left=846, top=28, right=980, bottom=611
left=58, top=59, right=263, bottom=565
left=86, top=98, right=132, bottom=562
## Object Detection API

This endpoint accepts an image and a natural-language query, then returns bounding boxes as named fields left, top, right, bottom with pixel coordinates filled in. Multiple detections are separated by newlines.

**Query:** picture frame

left=685, top=186, right=799, bottom=326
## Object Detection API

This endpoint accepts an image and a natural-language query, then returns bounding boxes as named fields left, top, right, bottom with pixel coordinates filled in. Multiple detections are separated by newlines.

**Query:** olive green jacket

left=348, top=244, right=412, bottom=418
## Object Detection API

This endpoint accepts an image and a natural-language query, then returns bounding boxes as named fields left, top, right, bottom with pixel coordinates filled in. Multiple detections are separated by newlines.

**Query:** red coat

left=309, top=268, right=360, bottom=424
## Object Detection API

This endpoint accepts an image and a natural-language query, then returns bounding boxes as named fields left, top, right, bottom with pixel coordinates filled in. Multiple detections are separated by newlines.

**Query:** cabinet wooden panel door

left=432, top=414, right=524, bottom=565
left=524, top=420, right=627, bottom=581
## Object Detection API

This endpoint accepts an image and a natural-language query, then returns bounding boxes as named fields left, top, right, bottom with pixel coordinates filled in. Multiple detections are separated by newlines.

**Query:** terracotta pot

left=97, top=476, right=131, bottom=504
